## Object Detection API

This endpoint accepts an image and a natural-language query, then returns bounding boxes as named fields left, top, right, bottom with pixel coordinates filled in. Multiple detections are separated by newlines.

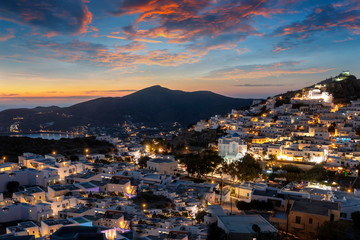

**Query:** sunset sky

left=0, top=0, right=360, bottom=109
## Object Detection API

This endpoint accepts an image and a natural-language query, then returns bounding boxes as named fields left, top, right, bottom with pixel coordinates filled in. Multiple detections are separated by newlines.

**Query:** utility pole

left=285, top=195, right=290, bottom=240
left=230, top=176, right=234, bottom=214
left=220, top=174, right=223, bottom=205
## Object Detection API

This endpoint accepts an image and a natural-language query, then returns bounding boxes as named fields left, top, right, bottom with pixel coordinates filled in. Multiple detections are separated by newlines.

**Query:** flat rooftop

left=77, top=182, right=96, bottom=189
left=71, top=217, right=92, bottom=224
left=25, top=186, right=44, bottom=193
left=253, top=188, right=278, bottom=197
left=218, top=215, right=278, bottom=234
left=43, top=219, right=74, bottom=226
left=49, top=184, right=80, bottom=191
left=149, top=158, right=176, bottom=163
left=291, top=199, right=339, bottom=216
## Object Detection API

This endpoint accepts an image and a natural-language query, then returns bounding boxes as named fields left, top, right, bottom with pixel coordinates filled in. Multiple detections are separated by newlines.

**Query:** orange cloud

left=43, top=31, right=59, bottom=38
left=114, top=41, right=147, bottom=52
left=95, top=49, right=200, bottom=67
left=107, top=35, right=163, bottom=43
left=31, top=39, right=201, bottom=67
left=113, top=0, right=282, bottom=44
left=272, top=46, right=289, bottom=53
left=76, top=3, right=93, bottom=35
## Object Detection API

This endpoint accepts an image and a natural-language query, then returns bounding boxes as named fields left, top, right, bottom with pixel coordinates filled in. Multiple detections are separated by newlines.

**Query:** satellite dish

left=252, top=224, right=261, bottom=233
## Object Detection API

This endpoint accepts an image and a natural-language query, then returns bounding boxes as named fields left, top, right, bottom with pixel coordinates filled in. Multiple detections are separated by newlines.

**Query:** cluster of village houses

left=1, top=72, right=360, bottom=239
left=0, top=149, right=237, bottom=240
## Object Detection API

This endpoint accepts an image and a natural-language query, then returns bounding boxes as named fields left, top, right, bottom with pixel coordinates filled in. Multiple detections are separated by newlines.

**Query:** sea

left=9, top=133, right=78, bottom=140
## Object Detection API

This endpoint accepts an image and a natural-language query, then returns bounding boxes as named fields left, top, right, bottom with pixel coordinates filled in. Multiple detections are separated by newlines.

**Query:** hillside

left=277, top=72, right=360, bottom=104
left=0, top=136, right=115, bottom=162
left=0, top=86, right=253, bottom=132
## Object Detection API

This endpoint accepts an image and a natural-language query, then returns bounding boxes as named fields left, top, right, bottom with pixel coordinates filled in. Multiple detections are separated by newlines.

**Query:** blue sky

left=0, top=0, right=359, bottom=109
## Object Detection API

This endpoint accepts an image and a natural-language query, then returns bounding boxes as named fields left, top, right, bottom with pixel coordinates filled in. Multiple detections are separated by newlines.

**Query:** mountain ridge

left=0, top=85, right=253, bottom=132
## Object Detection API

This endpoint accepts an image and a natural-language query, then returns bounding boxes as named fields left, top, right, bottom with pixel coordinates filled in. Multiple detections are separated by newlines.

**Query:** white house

left=147, top=158, right=178, bottom=175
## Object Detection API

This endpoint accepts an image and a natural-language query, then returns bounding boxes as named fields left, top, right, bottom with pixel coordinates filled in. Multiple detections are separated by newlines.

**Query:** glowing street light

left=85, top=148, right=89, bottom=157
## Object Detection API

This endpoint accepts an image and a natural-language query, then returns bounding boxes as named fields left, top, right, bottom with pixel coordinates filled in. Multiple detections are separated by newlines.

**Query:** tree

left=318, top=220, right=352, bottom=240
left=282, top=165, right=302, bottom=173
left=6, top=181, right=19, bottom=193
left=281, top=172, right=304, bottom=182
left=328, top=122, right=336, bottom=135
left=280, top=165, right=304, bottom=182
left=180, top=150, right=224, bottom=178
left=142, top=138, right=169, bottom=154
left=268, top=154, right=277, bottom=162
left=267, top=154, right=277, bottom=167
left=236, top=200, right=273, bottom=211
left=235, top=154, right=262, bottom=182
left=70, top=155, right=79, bottom=161
left=181, top=153, right=201, bottom=176
left=305, top=164, right=327, bottom=181
left=272, top=115, right=279, bottom=122
left=202, top=150, right=224, bottom=177
left=224, top=162, right=237, bottom=183
left=236, top=201, right=251, bottom=211
left=262, top=150, right=267, bottom=157
left=195, top=210, right=207, bottom=224
left=351, top=211, right=360, bottom=228
left=278, top=164, right=327, bottom=183
left=207, top=222, right=226, bottom=240
left=181, top=212, right=189, bottom=218
left=138, top=156, right=150, bottom=169
left=356, top=127, right=360, bottom=137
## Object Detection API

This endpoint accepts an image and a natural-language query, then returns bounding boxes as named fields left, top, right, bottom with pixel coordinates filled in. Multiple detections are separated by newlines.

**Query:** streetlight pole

left=220, top=172, right=223, bottom=205
left=285, top=195, right=290, bottom=240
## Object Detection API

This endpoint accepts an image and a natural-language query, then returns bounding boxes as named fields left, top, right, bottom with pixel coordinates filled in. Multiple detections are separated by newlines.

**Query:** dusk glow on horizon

left=1, top=0, right=360, bottom=109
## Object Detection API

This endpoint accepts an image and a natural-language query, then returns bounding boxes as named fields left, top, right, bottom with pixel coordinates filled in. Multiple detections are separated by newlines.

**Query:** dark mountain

left=277, top=72, right=360, bottom=104
left=0, top=85, right=253, bottom=132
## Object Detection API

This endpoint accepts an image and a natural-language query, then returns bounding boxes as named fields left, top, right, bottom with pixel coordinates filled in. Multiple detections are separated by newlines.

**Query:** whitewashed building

left=218, top=133, right=247, bottom=162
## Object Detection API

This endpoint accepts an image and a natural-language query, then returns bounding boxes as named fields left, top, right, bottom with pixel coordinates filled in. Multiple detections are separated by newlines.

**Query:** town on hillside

left=1, top=72, right=360, bottom=240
